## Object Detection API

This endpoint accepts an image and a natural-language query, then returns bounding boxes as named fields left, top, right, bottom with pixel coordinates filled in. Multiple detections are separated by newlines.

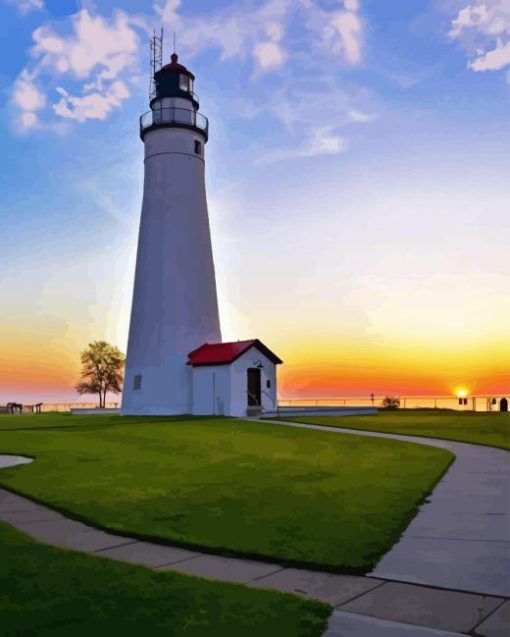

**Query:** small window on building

left=179, top=74, right=189, bottom=91
left=194, top=140, right=202, bottom=155
left=266, top=379, right=271, bottom=389
left=133, top=374, right=142, bottom=391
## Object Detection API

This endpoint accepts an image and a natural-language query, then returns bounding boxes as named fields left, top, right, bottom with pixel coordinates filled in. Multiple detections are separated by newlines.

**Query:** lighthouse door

left=247, top=368, right=261, bottom=406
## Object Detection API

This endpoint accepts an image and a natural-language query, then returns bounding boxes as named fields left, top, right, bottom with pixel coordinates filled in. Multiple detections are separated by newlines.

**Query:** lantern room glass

left=179, top=74, right=189, bottom=91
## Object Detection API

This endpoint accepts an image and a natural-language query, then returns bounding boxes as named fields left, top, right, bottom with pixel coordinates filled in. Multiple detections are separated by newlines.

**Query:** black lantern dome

left=151, top=53, right=199, bottom=109
left=140, top=53, right=209, bottom=142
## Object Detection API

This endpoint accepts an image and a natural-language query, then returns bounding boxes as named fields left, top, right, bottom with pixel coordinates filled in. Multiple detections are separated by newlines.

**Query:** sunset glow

left=0, top=0, right=508, bottom=403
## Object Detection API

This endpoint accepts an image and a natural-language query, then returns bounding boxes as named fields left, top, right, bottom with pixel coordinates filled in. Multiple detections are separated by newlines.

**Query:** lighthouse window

left=194, top=140, right=202, bottom=155
left=179, top=74, right=189, bottom=92
left=133, top=374, right=142, bottom=391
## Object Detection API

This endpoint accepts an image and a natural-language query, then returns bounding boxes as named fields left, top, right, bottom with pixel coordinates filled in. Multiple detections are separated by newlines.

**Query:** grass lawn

left=0, top=415, right=453, bottom=572
left=0, top=412, right=216, bottom=432
left=0, top=522, right=329, bottom=637
left=284, top=410, right=510, bottom=451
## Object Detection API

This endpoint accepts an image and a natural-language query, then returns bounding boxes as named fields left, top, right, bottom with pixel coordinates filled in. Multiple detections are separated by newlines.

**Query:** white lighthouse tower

left=121, top=45, right=221, bottom=415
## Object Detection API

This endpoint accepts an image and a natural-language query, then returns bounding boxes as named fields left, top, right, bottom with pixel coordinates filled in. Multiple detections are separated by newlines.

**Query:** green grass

left=0, top=522, right=329, bottom=637
left=0, top=415, right=452, bottom=572
left=0, top=412, right=217, bottom=431
left=284, top=410, right=510, bottom=451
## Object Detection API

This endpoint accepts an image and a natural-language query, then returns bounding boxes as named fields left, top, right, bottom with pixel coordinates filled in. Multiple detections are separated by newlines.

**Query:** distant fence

left=278, top=395, right=509, bottom=413
left=5, top=402, right=121, bottom=413
left=0, top=402, right=120, bottom=414
left=3, top=395, right=508, bottom=414
left=41, top=402, right=119, bottom=412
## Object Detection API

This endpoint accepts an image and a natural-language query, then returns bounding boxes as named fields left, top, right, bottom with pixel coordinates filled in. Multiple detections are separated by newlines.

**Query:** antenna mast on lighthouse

left=149, top=28, right=163, bottom=101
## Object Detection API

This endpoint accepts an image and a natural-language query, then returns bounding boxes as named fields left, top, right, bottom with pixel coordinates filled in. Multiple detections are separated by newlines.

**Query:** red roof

left=187, top=339, right=282, bottom=367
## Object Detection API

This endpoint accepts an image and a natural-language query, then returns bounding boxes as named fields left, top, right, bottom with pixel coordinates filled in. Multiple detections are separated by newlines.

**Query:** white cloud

left=157, top=0, right=180, bottom=24
left=469, top=37, right=510, bottom=70
left=10, top=8, right=141, bottom=130
left=9, top=0, right=368, bottom=133
left=33, top=10, right=139, bottom=81
left=449, top=1, right=510, bottom=73
left=239, top=73, right=376, bottom=134
left=348, top=109, right=377, bottom=122
left=155, top=0, right=291, bottom=67
left=390, top=72, right=420, bottom=88
left=253, top=20, right=287, bottom=72
left=237, top=65, right=377, bottom=162
left=155, top=0, right=364, bottom=70
left=260, top=126, right=348, bottom=163
left=449, top=2, right=509, bottom=39
left=12, top=69, right=46, bottom=111
left=19, top=111, right=39, bottom=130
left=5, top=0, right=43, bottom=15
left=300, top=0, right=364, bottom=65
left=328, top=4, right=363, bottom=64
left=53, top=81, right=130, bottom=122
left=254, top=41, right=286, bottom=70
left=11, top=69, right=46, bottom=131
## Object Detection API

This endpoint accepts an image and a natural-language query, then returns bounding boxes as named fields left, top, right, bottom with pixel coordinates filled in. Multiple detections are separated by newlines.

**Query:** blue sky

left=0, top=0, right=509, bottom=401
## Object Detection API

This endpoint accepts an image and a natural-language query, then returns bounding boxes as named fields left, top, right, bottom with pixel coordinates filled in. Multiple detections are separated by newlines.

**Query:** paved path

left=0, top=454, right=33, bottom=469
left=1, top=486, right=506, bottom=637
left=0, top=421, right=510, bottom=637
left=260, top=419, right=510, bottom=598
left=324, top=611, right=468, bottom=637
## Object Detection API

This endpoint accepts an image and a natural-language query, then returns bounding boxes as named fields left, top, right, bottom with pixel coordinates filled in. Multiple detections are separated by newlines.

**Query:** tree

left=76, top=341, right=125, bottom=408
left=381, top=396, right=400, bottom=410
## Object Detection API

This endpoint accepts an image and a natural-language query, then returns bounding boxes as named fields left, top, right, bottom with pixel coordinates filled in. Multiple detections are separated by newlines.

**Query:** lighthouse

left=121, top=50, right=221, bottom=415
left=121, top=41, right=282, bottom=417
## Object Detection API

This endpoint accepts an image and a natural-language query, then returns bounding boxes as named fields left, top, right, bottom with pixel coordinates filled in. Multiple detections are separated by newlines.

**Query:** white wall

left=229, top=349, right=278, bottom=417
left=122, top=120, right=221, bottom=416
left=192, top=365, right=230, bottom=416
left=191, top=347, right=279, bottom=417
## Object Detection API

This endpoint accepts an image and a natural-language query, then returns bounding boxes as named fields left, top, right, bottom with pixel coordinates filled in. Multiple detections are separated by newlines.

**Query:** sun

left=456, top=388, right=468, bottom=398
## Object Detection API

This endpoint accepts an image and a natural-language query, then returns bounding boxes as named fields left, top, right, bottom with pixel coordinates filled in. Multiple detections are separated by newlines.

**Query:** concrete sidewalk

left=259, top=419, right=510, bottom=598
left=0, top=485, right=508, bottom=636
left=324, top=610, right=468, bottom=637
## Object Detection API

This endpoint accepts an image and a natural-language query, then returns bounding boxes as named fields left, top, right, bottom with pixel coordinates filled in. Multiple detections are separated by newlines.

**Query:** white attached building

left=188, top=339, right=282, bottom=417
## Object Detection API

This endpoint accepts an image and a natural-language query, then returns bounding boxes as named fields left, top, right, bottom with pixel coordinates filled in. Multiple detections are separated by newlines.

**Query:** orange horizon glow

left=1, top=278, right=508, bottom=404
left=1, top=333, right=508, bottom=403
left=1, top=2, right=510, bottom=409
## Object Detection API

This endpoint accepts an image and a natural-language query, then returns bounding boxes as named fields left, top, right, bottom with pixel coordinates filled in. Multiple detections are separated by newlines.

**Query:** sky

left=0, top=0, right=509, bottom=403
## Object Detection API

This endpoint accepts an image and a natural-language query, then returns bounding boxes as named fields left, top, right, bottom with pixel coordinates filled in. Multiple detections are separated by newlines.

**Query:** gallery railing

left=140, top=108, right=209, bottom=140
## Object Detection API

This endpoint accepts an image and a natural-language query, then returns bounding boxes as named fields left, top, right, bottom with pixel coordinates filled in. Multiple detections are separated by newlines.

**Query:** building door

left=247, top=368, right=261, bottom=406
left=500, top=398, right=508, bottom=412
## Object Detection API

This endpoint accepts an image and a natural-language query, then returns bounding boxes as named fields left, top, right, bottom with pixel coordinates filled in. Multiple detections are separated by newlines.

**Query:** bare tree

left=76, top=341, right=125, bottom=408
